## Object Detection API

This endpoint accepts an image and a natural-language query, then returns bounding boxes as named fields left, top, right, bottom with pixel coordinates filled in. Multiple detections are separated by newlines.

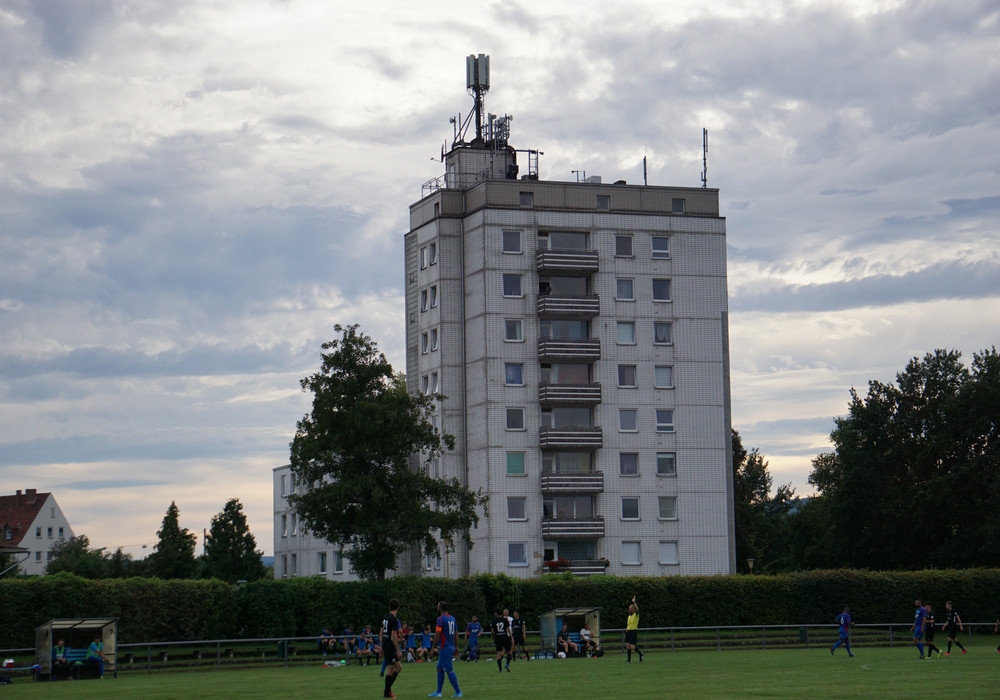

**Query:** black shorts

left=513, top=633, right=525, bottom=645
left=625, top=630, right=638, bottom=645
left=925, top=628, right=936, bottom=642
left=494, top=637, right=512, bottom=653
left=382, top=641, right=399, bottom=665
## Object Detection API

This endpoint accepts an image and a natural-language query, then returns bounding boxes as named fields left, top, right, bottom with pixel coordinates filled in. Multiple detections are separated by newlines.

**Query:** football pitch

left=2, top=647, right=996, bottom=699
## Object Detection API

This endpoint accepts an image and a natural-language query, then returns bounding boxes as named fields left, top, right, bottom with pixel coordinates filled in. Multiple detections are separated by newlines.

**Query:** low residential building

left=0, top=489, right=75, bottom=575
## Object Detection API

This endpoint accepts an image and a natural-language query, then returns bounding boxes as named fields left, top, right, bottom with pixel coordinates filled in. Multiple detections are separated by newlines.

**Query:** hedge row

left=2, top=569, right=997, bottom=648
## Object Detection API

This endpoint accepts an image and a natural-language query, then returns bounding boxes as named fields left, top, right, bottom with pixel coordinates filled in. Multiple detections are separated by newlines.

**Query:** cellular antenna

left=466, top=54, right=490, bottom=142
left=701, top=128, right=709, bottom=188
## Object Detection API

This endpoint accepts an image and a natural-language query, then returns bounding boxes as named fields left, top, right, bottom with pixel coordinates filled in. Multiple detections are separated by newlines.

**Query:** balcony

left=536, top=249, right=599, bottom=274
left=541, top=517, right=606, bottom=540
left=540, top=471, right=604, bottom=494
left=539, top=426, right=603, bottom=450
left=538, top=337, right=601, bottom=362
left=537, top=294, right=600, bottom=317
left=538, top=382, right=602, bottom=406
left=543, top=559, right=610, bottom=576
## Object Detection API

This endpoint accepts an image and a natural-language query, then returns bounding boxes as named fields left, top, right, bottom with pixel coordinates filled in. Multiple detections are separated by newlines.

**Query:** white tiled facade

left=405, top=140, right=736, bottom=578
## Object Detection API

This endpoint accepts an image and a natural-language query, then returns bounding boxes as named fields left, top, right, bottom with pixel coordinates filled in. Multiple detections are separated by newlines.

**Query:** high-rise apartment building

left=404, top=56, right=735, bottom=578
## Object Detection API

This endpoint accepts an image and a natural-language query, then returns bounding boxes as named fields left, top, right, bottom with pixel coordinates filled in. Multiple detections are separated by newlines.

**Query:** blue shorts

left=912, top=629, right=924, bottom=640
left=437, top=647, right=455, bottom=673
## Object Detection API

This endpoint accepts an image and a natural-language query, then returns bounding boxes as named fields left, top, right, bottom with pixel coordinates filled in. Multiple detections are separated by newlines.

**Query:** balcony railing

left=539, top=426, right=603, bottom=450
left=540, top=517, right=606, bottom=539
left=536, top=249, right=600, bottom=274
left=538, top=338, right=601, bottom=362
left=538, top=382, right=602, bottom=406
left=537, top=294, right=600, bottom=317
left=542, top=560, right=609, bottom=576
left=540, top=471, right=604, bottom=494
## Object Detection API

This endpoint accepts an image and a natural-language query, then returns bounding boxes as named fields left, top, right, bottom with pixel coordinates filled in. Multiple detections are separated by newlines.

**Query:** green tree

left=45, top=535, right=136, bottom=578
left=202, top=498, right=267, bottom=583
left=288, top=324, right=488, bottom=581
left=731, top=429, right=795, bottom=573
left=808, top=348, right=1000, bottom=569
left=147, top=501, right=198, bottom=579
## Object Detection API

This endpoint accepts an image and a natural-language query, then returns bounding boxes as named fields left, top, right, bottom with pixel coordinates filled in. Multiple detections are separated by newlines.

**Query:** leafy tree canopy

left=45, top=535, right=136, bottom=578
left=288, top=324, right=488, bottom=581
left=203, top=498, right=267, bottom=583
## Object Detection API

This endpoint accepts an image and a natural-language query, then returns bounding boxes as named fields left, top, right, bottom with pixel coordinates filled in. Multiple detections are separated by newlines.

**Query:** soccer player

left=924, top=604, right=942, bottom=658
left=910, top=599, right=928, bottom=659
left=379, top=599, right=403, bottom=699
left=511, top=611, right=530, bottom=661
left=465, top=615, right=482, bottom=661
left=625, top=595, right=644, bottom=663
left=427, top=601, right=463, bottom=698
left=943, top=601, right=967, bottom=655
left=491, top=607, right=513, bottom=672
left=830, top=607, right=854, bottom=657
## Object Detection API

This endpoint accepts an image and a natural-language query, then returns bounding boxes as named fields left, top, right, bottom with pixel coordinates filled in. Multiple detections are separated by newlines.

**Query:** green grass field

left=2, top=646, right=996, bottom=699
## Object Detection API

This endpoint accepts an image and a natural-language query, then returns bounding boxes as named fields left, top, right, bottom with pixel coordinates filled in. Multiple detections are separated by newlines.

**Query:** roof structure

left=0, top=489, right=51, bottom=545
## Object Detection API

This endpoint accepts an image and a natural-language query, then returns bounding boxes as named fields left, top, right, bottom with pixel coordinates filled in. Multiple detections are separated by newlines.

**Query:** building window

left=431, top=372, right=439, bottom=393
left=430, top=285, right=438, bottom=308
left=543, top=494, right=593, bottom=518
left=421, top=332, right=429, bottom=354
left=47, top=551, right=54, bottom=561
left=58, top=527, right=64, bottom=538
left=506, top=407, right=525, bottom=431
left=420, top=289, right=429, bottom=312
left=507, top=497, right=527, bottom=520
left=620, top=452, right=639, bottom=476
left=657, top=452, right=677, bottom=476
left=35, top=527, right=41, bottom=538
left=504, top=319, right=523, bottom=342
left=317, top=552, right=327, bottom=575
left=281, top=514, right=288, bottom=537
left=596, top=194, right=610, bottom=210
left=616, top=321, right=635, bottom=344
left=618, top=364, right=637, bottom=388
left=539, top=231, right=588, bottom=250
left=659, top=541, right=679, bottom=565
left=280, top=475, right=287, bottom=497
left=47, top=527, right=53, bottom=538
left=615, top=235, right=633, bottom=257
left=334, top=551, right=344, bottom=574
left=430, top=328, right=438, bottom=351
left=622, top=497, right=640, bottom=520
left=672, top=198, right=686, bottom=214
left=622, top=541, right=641, bottom=565
left=290, top=553, right=297, bottom=576
left=654, top=322, right=673, bottom=344
left=508, top=542, right=528, bottom=567
left=656, top=410, right=675, bottom=432
left=433, top=202, right=440, bottom=217
left=422, top=375, right=429, bottom=393
left=503, top=274, right=522, bottom=297
left=619, top=409, right=637, bottom=432
left=654, top=365, right=674, bottom=388
left=652, top=278, right=671, bottom=302
left=615, top=278, right=634, bottom=301
left=658, top=497, right=677, bottom=520
left=519, top=192, right=534, bottom=208
left=428, top=242, right=437, bottom=265
left=507, top=452, right=526, bottom=476
left=502, top=230, right=522, bottom=253
left=36, top=551, right=42, bottom=562
left=420, top=246, right=428, bottom=269
left=652, top=236, right=670, bottom=258
left=541, top=319, right=589, bottom=339
left=505, top=363, right=524, bottom=386
left=290, top=514, right=298, bottom=536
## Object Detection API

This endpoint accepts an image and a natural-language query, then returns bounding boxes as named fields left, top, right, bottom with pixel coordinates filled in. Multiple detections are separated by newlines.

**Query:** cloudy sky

left=2, top=0, right=997, bottom=557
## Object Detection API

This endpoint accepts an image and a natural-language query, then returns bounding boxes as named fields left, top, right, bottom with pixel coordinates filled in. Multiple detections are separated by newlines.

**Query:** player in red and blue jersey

left=427, top=601, right=462, bottom=698
left=830, top=607, right=854, bottom=657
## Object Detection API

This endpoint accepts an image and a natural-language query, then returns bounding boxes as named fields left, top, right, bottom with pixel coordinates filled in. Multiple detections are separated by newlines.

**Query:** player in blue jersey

left=465, top=616, right=482, bottom=661
left=427, top=601, right=462, bottom=698
left=910, top=599, right=928, bottom=659
left=830, top=607, right=855, bottom=657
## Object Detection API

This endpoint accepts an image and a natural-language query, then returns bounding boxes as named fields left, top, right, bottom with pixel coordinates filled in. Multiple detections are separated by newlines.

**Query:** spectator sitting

left=422, top=624, right=438, bottom=659
left=356, top=625, right=374, bottom=666
left=406, top=630, right=419, bottom=662
left=86, top=636, right=110, bottom=677
left=52, top=638, right=71, bottom=680
left=341, top=625, right=357, bottom=656
left=318, top=628, right=334, bottom=655
left=558, top=623, right=580, bottom=657
left=579, top=622, right=599, bottom=657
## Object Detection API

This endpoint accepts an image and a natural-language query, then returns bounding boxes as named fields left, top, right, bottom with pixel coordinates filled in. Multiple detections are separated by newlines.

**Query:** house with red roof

left=0, top=489, right=75, bottom=575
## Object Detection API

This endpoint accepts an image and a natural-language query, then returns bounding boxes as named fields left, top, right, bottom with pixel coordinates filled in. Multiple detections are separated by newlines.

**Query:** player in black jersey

left=511, top=611, right=530, bottom=661
left=943, top=601, right=967, bottom=655
left=924, top=603, right=942, bottom=658
left=379, top=599, right=403, bottom=699
left=491, top=608, right=513, bottom=672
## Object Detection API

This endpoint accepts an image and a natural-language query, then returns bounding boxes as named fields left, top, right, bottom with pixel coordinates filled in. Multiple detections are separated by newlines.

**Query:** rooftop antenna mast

left=466, top=54, right=490, bottom=142
left=701, top=128, right=709, bottom=188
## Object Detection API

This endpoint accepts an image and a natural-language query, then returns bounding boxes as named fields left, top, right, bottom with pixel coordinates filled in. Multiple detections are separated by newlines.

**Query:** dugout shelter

left=35, top=617, right=117, bottom=678
left=538, top=607, right=601, bottom=653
